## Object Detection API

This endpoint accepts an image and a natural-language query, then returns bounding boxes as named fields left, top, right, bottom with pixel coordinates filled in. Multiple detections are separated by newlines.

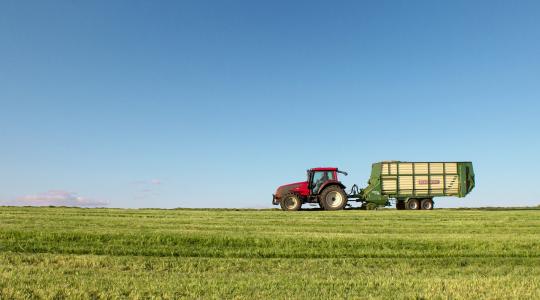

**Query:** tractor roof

left=309, top=167, right=338, bottom=171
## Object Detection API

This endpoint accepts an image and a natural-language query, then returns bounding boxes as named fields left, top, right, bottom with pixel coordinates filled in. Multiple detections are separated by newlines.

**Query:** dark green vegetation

left=1, top=207, right=539, bottom=299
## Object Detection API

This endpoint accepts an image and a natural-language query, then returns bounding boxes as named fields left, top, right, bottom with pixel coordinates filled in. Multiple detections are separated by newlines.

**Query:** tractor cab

left=273, top=167, right=349, bottom=211
left=307, top=168, right=341, bottom=194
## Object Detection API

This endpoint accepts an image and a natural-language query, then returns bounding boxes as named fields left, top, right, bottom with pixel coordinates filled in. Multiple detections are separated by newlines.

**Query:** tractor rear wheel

left=280, top=193, right=302, bottom=211
left=421, top=198, right=434, bottom=210
left=406, top=199, right=420, bottom=210
left=320, top=186, right=347, bottom=211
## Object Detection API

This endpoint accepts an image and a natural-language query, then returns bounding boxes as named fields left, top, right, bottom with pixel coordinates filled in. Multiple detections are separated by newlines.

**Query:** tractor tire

left=396, top=201, right=406, bottom=210
left=280, top=193, right=302, bottom=211
left=406, top=199, right=420, bottom=210
left=421, top=198, right=434, bottom=210
left=320, top=185, right=348, bottom=211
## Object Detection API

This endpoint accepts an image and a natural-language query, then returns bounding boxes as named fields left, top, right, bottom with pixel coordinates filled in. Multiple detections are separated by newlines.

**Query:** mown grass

left=0, top=207, right=539, bottom=299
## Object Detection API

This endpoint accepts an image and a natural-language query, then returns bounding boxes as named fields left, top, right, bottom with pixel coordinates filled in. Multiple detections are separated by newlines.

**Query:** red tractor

left=272, top=167, right=349, bottom=211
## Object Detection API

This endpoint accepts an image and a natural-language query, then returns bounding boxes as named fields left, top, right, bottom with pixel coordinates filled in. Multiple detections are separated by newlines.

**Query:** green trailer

left=351, top=161, right=475, bottom=210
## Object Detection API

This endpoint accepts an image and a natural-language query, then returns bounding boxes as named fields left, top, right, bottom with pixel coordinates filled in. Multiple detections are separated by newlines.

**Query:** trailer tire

left=396, top=201, right=406, bottom=210
left=421, top=199, right=434, bottom=210
left=365, top=203, right=378, bottom=210
left=320, top=185, right=347, bottom=211
left=280, top=193, right=302, bottom=211
left=406, top=199, right=420, bottom=210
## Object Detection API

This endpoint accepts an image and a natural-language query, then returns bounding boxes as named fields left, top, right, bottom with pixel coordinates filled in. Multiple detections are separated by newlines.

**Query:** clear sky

left=1, top=1, right=539, bottom=208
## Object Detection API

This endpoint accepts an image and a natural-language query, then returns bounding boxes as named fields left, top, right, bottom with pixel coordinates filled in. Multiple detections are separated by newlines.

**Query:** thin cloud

left=148, top=179, right=161, bottom=185
left=131, top=179, right=162, bottom=185
left=129, top=178, right=163, bottom=202
left=1, top=190, right=108, bottom=207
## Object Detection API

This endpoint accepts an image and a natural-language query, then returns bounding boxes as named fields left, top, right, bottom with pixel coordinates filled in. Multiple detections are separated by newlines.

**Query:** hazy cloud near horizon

left=130, top=179, right=163, bottom=203
left=131, top=179, right=162, bottom=186
left=1, top=190, right=108, bottom=207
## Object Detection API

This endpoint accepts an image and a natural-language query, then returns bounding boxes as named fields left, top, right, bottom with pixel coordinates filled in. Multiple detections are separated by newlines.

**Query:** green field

left=1, top=207, right=539, bottom=299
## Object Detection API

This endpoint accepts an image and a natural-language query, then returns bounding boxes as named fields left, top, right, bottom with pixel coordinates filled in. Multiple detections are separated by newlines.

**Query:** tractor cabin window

left=312, top=171, right=335, bottom=192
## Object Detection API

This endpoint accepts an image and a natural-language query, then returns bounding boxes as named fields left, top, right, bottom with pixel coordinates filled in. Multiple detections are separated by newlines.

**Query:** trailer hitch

left=348, top=184, right=361, bottom=196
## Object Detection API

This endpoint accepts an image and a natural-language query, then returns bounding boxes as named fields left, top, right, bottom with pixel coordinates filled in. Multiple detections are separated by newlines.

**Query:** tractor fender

left=317, top=181, right=346, bottom=195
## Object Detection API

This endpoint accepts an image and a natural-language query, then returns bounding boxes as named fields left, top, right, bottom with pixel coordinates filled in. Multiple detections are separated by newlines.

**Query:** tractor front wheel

left=280, top=193, right=302, bottom=211
left=320, top=186, right=348, bottom=211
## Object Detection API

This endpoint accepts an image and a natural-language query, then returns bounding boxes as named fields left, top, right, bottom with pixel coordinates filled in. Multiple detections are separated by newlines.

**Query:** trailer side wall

left=378, top=161, right=474, bottom=198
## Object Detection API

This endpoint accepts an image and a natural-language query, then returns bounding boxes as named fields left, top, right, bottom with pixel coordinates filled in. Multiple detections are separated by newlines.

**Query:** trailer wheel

left=421, top=199, right=434, bottom=210
left=320, top=186, right=347, bottom=211
left=406, top=199, right=420, bottom=210
left=365, top=203, right=378, bottom=210
left=396, top=201, right=406, bottom=210
left=280, top=193, right=302, bottom=211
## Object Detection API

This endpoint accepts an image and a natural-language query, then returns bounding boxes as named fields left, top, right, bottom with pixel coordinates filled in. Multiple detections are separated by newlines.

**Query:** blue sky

left=1, top=0, right=539, bottom=208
